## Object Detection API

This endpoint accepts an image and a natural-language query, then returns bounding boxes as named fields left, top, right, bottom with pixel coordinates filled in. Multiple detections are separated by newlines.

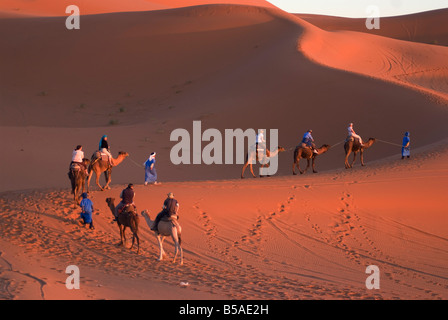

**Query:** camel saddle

left=161, top=214, right=180, bottom=227
left=346, top=136, right=354, bottom=142
left=117, top=205, right=138, bottom=222
left=300, top=143, right=313, bottom=150
left=70, top=162, right=82, bottom=171
left=119, top=203, right=136, bottom=215
left=346, top=136, right=362, bottom=145
left=161, top=214, right=179, bottom=222
left=91, top=151, right=110, bottom=164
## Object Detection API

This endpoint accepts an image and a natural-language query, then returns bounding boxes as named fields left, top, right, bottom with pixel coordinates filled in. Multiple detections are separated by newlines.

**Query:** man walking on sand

left=79, top=193, right=95, bottom=230
left=402, top=131, right=411, bottom=159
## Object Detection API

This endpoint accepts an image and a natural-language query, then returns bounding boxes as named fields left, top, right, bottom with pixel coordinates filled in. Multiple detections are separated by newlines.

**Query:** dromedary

left=344, top=137, right=376, bottom=169
left=68, top=158, right=90, bottom=205
left=241, top=146, right=286, bottom=178
left=292, top=144, right=330, bottom=175
left=141, top=210, right=183, bottom=265
left=106, top=198, right=140, bottom=254
left=87, top=151, right=129, bottom=192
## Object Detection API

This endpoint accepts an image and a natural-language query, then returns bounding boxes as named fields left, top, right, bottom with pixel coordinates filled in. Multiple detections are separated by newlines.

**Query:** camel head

left=364, top=138, right=376, bottom=148
left=140, top=210, right=155, bottom=229
left=319, top=144, right=331, bottom=153
left=82, top=158, right=91, bottom=166
left=278, top=146, right=286, bottom=152
left=105, top=197, right=115, bottom=207
left=118, top=151, right=129, bottom=158
left=141, top=210, right=150, bottom=219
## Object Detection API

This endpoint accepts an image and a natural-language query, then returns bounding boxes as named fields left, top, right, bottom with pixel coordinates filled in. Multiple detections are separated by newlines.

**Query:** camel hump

left=91, top=151, right=101, bottom=160
left=70, top=162, right=82, bottom=171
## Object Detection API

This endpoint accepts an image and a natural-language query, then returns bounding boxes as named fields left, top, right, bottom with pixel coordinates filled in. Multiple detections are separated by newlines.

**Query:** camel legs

left=157, top=235, right=166, bottom=261
left=241, top=162, right=248, bottom=178
left=360, top=150, right=365, bottom=166
left=173, top=243, right=183, bottom=265
left=241, top=160, right=256, bottom=178
left=87, top=169, right=104, bottom=191
left=86, top=171, right=93, bottom=192
left=296, top=159, right=304, bottom=174
left=351, top=152, right=357, bottom=167
left=119, top=225, right=126, bottom=247
left=345, top=150, right=352, bottom=169
left=95, top=171, right=104, bottom=191
left=130, top=231, right=140, bottom=254
left=104, top=169, right=112, bottom=190
left=312, top=157, right=318, bottom=173
left=292, top=160, right=298, bottom=175
left=303, top=159, right=311, bottom=174
left=171, top=229, right=183, bottom=265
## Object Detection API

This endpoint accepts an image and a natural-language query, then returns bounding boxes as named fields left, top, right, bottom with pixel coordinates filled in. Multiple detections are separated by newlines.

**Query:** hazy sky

left=266, top=0, right=448, bottom=17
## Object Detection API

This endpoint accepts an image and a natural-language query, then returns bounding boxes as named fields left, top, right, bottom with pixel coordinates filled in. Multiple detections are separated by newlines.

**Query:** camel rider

left=99, top=135, right=113, bottom=166
left=70, top=145, right=88, bottom=175
left=151, top=192, right=179, bottom=231
left=347, top=123, right=364, bottom=147
left=255, top=129, right=266, bottom=156
left=114, top=183, right=136, bottom=220
left=301, top=130, right=318, bottom=154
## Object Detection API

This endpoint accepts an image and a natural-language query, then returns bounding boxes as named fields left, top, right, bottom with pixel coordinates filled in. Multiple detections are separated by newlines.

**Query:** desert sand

left=0, top=0, right=447, bottom=300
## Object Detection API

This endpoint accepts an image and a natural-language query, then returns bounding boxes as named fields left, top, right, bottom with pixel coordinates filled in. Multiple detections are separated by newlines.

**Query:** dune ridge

left=297, top=9, right=448, bottom=47
left=0, top=0, right=276, bottom=17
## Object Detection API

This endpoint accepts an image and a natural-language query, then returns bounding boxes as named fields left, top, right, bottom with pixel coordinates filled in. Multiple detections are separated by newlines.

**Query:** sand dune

left=0, top=0, right=275, bottom=16
left=299, top=20, right=448, bottom=102
left=297, top=9, right=448, bottom=47
left=1, top=142, right=447, bottom=299
left=1, top=5, right=447, bottom=192
left=0, top=1, right=447, bottom=300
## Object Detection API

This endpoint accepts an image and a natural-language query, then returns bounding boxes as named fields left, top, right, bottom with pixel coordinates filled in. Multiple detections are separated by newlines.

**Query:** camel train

left=68, top=131, right=375, bottom=264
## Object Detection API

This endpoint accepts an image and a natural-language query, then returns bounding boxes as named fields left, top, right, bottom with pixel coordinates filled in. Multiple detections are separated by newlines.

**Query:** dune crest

left=298, top=17, right=448, bottom=103
left=0, top=0, right=275, bottom=17
left=297, top=9, right=448, bottom=47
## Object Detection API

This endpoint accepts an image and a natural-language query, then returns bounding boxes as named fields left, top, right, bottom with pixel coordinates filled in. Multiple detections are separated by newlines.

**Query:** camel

left=344, top=137, right=376, bottom=169
left=141, top=210, right=183, bottom=265
left=87, top=151, right=129, bottom=192
left=241, top=146, right=286, bottom=178
left=106, top=198, right=140, bottom=254
left=68, top=158, right=90, bottom=205
left=292, top=144, right=330, bottom=175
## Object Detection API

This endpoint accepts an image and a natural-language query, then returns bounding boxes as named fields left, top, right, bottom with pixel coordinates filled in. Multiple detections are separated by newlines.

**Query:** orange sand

left=0, top=1, right=447, bottom=300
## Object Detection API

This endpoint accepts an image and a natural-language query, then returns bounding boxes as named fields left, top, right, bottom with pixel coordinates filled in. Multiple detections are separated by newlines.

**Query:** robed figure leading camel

left=87, top=151, right=129, bottom=192
left=106, top=198, right=140, bottom=254
left=292, top=144, right=330, bottom=175
left=141, top=210, right=183, bottom=265
left=241, top=146, right=285, bottom=178
left=68, top=158, right=90, bottom=205
left=344, top=137, right=376, bottom=169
